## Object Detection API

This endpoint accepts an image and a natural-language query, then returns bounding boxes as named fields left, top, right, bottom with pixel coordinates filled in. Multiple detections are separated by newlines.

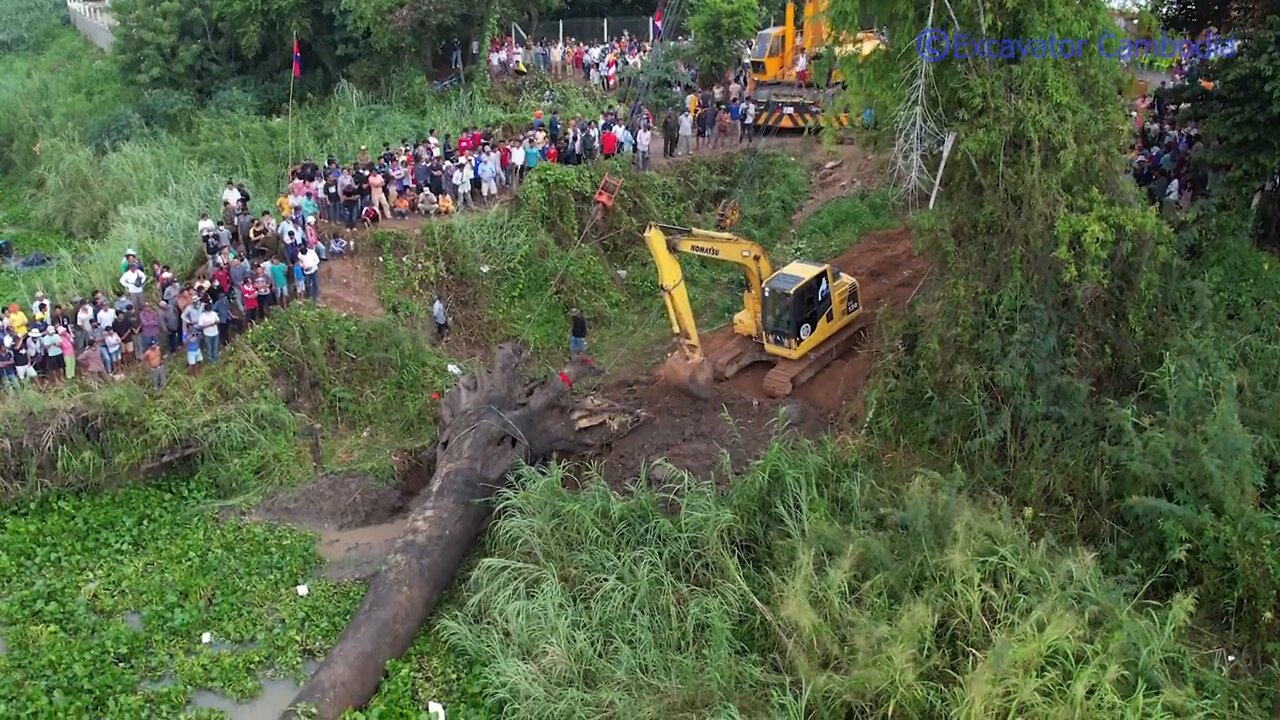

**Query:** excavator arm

left=642, top=223, right=775, bottom=360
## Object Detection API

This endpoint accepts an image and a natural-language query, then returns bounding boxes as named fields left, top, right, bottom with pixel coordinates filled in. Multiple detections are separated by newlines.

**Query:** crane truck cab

left=761, top=261, right=860, bottom=358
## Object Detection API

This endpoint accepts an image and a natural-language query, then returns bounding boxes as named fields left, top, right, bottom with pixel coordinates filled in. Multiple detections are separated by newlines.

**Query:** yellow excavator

left=747, top=0, right=883, bottom=130
left=643, top=220, right=863, bottom=398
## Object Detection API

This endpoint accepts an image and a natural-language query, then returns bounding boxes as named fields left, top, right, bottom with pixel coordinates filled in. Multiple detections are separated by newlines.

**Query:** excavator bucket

left=657, top=353, right=716, bottom=400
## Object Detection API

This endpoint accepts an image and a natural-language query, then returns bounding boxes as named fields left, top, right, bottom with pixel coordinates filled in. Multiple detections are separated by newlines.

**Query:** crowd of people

left=488, top=34, right=653, bottom=92
left=297, top=106, right=671, bottom=227
left=1, top=99, right=630, bottom=388
left=1127, top=49, right=1215, bottom=215
left=0, top=169, right=351, bottom=388
left=0, top=36, right=772, bottom=389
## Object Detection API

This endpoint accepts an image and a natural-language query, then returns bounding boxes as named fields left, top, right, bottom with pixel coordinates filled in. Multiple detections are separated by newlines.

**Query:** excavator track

left=762, top=322, right=869, bottom=398
left=706, top=334, right=771, bottom=381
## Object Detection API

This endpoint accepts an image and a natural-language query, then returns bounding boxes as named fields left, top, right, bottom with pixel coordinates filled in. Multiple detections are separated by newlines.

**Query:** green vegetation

left=0, top=306, right=454, bottom=498
left=0, top=478, right=363, bottom=718
left=687, top=0, right=760, bottom=84
left=439, top=445, right=1266, bottom=717
left=371, top=151, right=813, bottom=368
left=3, top=0, right=1280, bottom=714
left=1182, top=16, right=1280, bottom=244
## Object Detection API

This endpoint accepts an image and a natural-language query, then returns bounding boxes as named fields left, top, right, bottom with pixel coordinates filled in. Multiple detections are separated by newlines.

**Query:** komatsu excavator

left=643, top=221, right=863, bottom=398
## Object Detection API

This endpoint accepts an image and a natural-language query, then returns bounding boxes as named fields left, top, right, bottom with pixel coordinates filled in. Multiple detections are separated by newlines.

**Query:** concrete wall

left=66, top=1, right=114, bottom=52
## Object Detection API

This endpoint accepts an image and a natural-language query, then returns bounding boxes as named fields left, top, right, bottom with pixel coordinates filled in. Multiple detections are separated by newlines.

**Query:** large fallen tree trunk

left=284, top=343, right=642, bottom=719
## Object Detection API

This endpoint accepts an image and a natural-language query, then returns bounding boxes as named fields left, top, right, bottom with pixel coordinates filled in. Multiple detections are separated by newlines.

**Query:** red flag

left=292, top=37, right=302, bottom=78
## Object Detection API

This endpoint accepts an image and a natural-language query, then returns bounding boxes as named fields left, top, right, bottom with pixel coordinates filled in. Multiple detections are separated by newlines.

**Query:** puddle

left=315, top=519, right=407, bottom=581
left=141, top=675, right=175, bottom=691
left=185, top=660, right=320, bottom=720
left=123, top=612, right=144, bottom=630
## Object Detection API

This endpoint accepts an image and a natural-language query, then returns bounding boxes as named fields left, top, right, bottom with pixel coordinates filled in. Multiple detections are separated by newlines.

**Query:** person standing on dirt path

left=662, top=110, right=678, bottom=158
left=143, top=339, right=165, bottom=390
left=677, top=109, right=693, bottom=156
left=569, top=308, right=588, bottom=357
left=728, top=98, right=742, bottom=144
left=713, top=105, right=730, bottom=149
left=636, top=124, right=652, bottom=170
left=432, top=294, right=449, bottom=342
left=299, top=244, right=321, bottom=303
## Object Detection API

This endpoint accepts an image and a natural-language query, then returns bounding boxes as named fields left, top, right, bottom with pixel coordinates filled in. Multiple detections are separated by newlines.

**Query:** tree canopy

left=687, top=0, right=758, bottom=85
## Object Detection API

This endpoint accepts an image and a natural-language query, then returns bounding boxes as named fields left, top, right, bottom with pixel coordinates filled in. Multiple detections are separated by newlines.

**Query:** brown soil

left=793, top=141, right=885, bottom=225
left=314, top=255, right=385, bottom=318
left=579, top=374, right=829, bottom=487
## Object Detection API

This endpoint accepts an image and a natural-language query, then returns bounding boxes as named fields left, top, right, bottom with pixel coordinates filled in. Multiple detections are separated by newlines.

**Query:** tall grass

left=441, top=441, right=1267, bottom=718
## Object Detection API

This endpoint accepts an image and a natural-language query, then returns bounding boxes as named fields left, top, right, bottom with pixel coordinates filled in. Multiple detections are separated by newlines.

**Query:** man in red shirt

left=601, top=128, right=618, bottom=159
left=469, top=128, right=483, bottom=149
left=457, top=130, right=471, bottom=154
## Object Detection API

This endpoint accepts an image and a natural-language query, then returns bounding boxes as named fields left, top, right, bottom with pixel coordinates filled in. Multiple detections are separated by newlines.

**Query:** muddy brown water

left=143, top=660, right=320, bottom=719
left=187, top=660, right=320, bottom=720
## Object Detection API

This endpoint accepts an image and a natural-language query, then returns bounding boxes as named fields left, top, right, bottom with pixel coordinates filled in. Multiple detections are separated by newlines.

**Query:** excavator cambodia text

left=643, top=221, right=864, bottom=398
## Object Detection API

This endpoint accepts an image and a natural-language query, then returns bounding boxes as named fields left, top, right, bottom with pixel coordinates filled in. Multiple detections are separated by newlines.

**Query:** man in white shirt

left=509, top=141, right=525, bottom=189
left=636, top=126, right=652, bottom=171
left=677, top=110, right=693, bottom=156
left=120, top=264, right=147, bottom=309
left=222, top=181, right=241, bottom=209
left=197, top=213, right=216, bottom=236
left=298, top=245, right=321, bottom=302
left=76, top=302, right=94, bottom=349
left=96, top=302, right=116, bottom=331
left=198, top=304, right=221, bottom=363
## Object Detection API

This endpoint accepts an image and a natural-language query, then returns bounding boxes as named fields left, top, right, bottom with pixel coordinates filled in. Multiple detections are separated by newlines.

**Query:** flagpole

left=288, top=33, right=296, bottom=174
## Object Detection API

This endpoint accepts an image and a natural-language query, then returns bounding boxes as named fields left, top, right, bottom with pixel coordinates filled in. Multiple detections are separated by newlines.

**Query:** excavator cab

left=761, top=261, right=859, bottom=354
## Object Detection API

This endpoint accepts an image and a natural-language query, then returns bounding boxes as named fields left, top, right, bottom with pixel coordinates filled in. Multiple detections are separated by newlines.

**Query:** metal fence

left=512, top=15, right=685, bottom=45
left=66, top=0, right=115, bottom=51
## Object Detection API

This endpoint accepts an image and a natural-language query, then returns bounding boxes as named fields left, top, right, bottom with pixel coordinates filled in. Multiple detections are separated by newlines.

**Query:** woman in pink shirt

left=58, top=327, right=75, bottom=379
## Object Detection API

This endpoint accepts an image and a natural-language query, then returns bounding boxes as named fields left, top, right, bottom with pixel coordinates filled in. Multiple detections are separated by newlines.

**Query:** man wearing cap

left=121, top=261, right=147, bottom=310
left=28, top=291, right=47, bottom=318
